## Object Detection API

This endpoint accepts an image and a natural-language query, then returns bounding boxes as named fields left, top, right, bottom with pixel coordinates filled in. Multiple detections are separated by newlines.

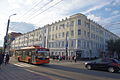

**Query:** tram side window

left=32, top=50, right=35, bottom=55
left=22, top=51, right=26, bottom=56
left=28, top=51, right=32, bottom=56
left=16, top=51, right=22, bottom=56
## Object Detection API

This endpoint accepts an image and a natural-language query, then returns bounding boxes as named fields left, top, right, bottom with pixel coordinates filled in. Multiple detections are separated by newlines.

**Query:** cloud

left=1, top=0, right=120, bottom=47
left=112, top=0, right=120, bottom=6
left=112, top=10, right=119, bottom=15
left=87, top=14, right=103, bottom=22
left=23, top=0, right=112, bottom=27
left=0, top=40, right=4, bottom=47
left=9, top=22, right=36, bottom=33
left=82, top=1, right=112, bottom=14
left=105, top=8, right=111, bottom=11
left=99, top=14, right=120, bottom=32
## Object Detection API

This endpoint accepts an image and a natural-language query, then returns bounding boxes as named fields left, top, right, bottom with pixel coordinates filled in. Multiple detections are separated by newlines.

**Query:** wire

left=10, top=0, right=63, bottom=31
left=10, top=0, right=44, bottom=30
left=105, top=22, right=120, bottom=30
left=24, top=0, right=54, bottom=21
left=17, top=0, right=43, bottom=21
left=28, top=0, right=63, bottom=22
left=109, top=27, right=120, bottom=31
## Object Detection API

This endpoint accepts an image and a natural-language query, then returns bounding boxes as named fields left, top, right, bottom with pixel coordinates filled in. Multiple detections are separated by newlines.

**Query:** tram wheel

left=28, top=59, right=32, bottom=64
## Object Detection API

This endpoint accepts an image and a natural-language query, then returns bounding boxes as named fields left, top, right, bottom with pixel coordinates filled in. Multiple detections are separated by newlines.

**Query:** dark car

left=85, top=58, right=120, bottom=73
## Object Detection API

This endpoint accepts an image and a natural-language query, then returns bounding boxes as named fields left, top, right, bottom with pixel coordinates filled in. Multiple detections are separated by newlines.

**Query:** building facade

left=5, top=32, right=22, bottom=53
left=10, top=13, right=119, bottom=58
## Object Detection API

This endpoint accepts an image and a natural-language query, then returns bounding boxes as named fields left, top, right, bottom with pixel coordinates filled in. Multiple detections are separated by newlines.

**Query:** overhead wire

left=10, top=0, right=53, bottom=30
left=29, top=0, right=63, bottom=24
left=20, top=0, right=43, bottom=19
left=24, top=0, right=54, bottom=21
left=10, top=0, right=63, bottom=31
left=105, top=22, right=120, bottom=30
left=10, top=0, right=44, bottom=30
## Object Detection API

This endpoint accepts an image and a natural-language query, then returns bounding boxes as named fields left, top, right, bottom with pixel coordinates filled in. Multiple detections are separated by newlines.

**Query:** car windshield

left=36, top=51, right=49, bottom=57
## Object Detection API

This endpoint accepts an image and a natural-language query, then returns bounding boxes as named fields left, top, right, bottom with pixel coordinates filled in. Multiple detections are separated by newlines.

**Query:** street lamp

left=3, top=14, right=16, bottom=54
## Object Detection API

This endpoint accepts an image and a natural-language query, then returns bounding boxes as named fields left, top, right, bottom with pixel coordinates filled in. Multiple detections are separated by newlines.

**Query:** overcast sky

left=0, top=0, right=120, bottom=46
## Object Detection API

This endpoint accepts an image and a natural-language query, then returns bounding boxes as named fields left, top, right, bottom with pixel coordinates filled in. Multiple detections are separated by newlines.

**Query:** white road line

left=13, top=63, right=34, bottom=67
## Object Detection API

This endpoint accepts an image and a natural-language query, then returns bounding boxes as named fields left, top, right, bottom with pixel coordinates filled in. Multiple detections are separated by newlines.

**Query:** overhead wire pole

left=3, top=14, right=16, bottom=54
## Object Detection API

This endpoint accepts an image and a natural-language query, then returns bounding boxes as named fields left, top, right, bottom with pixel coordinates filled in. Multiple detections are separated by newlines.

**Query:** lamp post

left=3, top=14, right=16, bottom=54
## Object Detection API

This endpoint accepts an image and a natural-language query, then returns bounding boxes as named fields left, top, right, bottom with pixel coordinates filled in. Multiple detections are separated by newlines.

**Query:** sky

left=0, top=0, right=120, bottom=46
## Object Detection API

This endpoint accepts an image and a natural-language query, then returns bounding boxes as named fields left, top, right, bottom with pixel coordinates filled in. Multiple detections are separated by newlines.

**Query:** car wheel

left=108, top=67, right=115, bottom=73
left=86, top=65, right=92, bottom=70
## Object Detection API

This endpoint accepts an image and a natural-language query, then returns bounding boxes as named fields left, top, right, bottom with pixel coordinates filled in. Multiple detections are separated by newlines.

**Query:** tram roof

left=16, top=46, right=49, bottom=50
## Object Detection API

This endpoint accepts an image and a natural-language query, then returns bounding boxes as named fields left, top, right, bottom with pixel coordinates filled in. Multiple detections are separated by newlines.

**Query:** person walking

left=5, top=54, right=10, bottom=65
left=0, top=53, right=4, bottom=69
left=74, top=56, right=77, bottom=63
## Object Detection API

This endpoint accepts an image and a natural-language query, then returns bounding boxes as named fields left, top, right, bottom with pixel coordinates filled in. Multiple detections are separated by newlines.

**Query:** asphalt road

left=10, top=57, right=120, bottom=80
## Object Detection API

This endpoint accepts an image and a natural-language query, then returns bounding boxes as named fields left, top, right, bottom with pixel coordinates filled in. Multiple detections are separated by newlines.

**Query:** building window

left=71, top=40, right=74, bottom=47
left=52, top=34, right=54, bottom=40
left=66, top=31, right=69, bottom=37
left=66, top=22, right=69, bottom=27
left=52, top=26, right=54, bottom=31
left=59, top=33, right=61, bottom=38
left=62, top=24, right=65, bottom=29
left=59, top=42, right=61, bottom=47
left=85, top=22, right=90, bottom=28
left=49, top=27, right=51, bottom=32
left=55, top=34, right=57, bottom=39
left=62, top=32, right=65, bottom=37
left=56, top=26, right=58, bottom=30
left=78, top=19, right=81, bottom=25
left=62, top=41, right=64, bottom=47
left=78, top=40, right=81, bottom=47
left=70, top=21, right=74, bottom=27
left=71, top=30, right=74, bottom=36
left=84, top=31, right=86, bottom=36
left=78, top=29, right=81, bottom=35
left=44, top=29, right=46, bottom=33
left=87, top=32, right=90, bottom=38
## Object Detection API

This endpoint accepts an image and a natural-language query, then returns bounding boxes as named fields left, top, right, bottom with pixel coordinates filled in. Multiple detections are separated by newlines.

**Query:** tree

left=106, top=39, right=115, bottom=58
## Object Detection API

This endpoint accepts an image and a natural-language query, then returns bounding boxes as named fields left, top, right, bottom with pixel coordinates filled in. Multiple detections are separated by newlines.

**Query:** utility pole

left=66, top=32, right=68, bottom=60
left=3, top=14, right=16, bottom=54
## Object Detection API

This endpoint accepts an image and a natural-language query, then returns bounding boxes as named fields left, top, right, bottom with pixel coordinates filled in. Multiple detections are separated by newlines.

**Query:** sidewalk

left=0, top=63, right=52, bottom=80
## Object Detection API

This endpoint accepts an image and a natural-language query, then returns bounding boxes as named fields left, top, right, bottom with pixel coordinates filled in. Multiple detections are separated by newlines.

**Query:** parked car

left=85, top=58, right=120, bottom=73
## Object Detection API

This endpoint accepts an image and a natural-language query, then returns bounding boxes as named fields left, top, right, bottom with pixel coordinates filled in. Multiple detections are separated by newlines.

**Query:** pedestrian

left=5, top=53, right=10, bottom=65
left=59, top=56, right=62, bottom=61
left=74, top=56, right=77, bottom=63
left=0, top=53, right=4, bottom=69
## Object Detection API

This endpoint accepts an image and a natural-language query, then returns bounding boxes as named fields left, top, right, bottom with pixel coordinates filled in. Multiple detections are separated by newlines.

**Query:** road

left=10, top=57, right=120, bottom=80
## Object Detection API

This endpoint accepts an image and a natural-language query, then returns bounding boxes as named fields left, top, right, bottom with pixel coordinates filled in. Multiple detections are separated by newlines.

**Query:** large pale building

left=10, top=13, right=119, bottom=58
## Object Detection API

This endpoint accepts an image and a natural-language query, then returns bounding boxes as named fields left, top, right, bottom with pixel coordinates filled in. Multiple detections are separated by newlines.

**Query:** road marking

left=13, top=63, right=34, bottom=67
left=50, top=62, right=83, bottom=65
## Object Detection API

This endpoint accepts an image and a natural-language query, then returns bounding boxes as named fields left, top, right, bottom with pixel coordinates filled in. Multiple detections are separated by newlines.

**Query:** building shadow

left=38, top=64, right=120, bottom=79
